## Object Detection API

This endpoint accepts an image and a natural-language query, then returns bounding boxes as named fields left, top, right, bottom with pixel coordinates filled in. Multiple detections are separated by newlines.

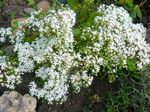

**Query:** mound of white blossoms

left=0, top=7, right=93, bottom=104
left=0, top=4, right=149, bottom=104
left=76, top=4, right=150, bottom=80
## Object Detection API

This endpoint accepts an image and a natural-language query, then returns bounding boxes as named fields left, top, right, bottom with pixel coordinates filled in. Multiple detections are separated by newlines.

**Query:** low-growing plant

left=0, top=1, right=149, bottom=106
left=74, top=4, right=150, bottom=82
left=0, top=6, right=93, bottom=104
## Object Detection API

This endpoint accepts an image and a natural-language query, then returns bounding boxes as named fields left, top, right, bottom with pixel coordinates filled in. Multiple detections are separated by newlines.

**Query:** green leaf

left=108, top=74, right=116, bottom=83
left=67, top=0, right=78, bottom=7
left=123, top=4, right=132, bottom=11
left=131, top=10, right=136, bottom=18
left=0, top=50, right=4, bottom=55
left=134, top=5, right=142, bottom=19
left=125, top=0, right=133, bottom=7
left=83, top=0, right=94, bottom=6
left=0, top=1, right=5, bottom=8
left=116, top=0, right=125, bottom=5
left=74, top=28, right=81, bottom=36
left=127, top=59, right=137, bottom=72
left=27, top=0, right=35, bottom=6
left=131, top=73, right=141, bottom=80
left=33, top=77, right=45, bottom=88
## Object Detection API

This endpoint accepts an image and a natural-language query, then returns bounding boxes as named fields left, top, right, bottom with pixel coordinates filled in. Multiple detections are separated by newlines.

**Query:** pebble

left=24, top=8, right=35, bottom=15
left=4, top=45, right=15, bottom=56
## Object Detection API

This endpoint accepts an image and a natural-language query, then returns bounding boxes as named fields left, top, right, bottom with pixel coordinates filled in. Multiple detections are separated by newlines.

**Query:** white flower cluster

left=0, top=4, right=149, bottom=104
left=0, top=56, right=21, bottom=89
left=14, top=7, right=77, bottom=103
left=0, top=28, right=12, bottom=42
left=78, top=4, right=150, bottom=76
left=0, top=7, right=93, bottom=104
left=70, top=70, right=93, bottom=93
left=0, top=56, right=7, bottom=82
left=29, top=67, right=69, bottom=104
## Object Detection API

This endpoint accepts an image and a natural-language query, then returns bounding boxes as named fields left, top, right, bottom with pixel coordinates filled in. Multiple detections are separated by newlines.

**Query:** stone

left=4, top=45, right=15, bottom=56
left=24, top=8, right=34, bottom=15
left=19, top=11, right=26, bottom=16
left=37, top=1, right=50, bottom=12
left=0, top=91, right=37, bottom=112
left=20, top=94, right=37, bottom=112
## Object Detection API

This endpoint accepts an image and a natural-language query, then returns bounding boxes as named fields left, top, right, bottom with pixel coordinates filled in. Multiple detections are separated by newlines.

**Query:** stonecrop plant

left=75, top=4, right=150, bottom=82
left=0, top=6, right=93, bottom=104
left=0, top=4, right=149, bottom=104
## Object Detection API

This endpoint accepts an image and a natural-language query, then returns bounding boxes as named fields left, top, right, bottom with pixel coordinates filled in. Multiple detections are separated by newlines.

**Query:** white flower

left=0, top=27, right=13, bottom=43
left=29, top=67, right=69, bottom=104
left=77, top=4, right=150, bottom=76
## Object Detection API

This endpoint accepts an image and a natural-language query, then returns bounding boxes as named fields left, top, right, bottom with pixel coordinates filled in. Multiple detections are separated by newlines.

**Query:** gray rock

left=20, top=94, right=37, bottom=112
left=4, top=45, right=15, bottom=56
left=19, top=11, right=26, bottom=16
left=24, top=8, right=34, bottom=15
left=0, top=91, right=37, bottom=112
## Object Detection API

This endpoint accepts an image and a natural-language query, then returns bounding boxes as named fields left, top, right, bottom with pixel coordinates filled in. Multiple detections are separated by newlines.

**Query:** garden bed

left=0, top=0, right=150, bottom=112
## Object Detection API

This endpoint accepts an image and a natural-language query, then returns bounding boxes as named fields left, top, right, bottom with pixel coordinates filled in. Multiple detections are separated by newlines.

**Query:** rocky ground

left=0, top=91, right=36, bottom=112
left=0, top=0, right=150, bottom=112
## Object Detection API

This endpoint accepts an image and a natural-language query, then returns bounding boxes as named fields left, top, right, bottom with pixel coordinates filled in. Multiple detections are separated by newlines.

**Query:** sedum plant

left=75, top=4, right=150, bottom=82
left=0, top=3, right=149, bottom=104
left=0, top=6, right=93, bottom=104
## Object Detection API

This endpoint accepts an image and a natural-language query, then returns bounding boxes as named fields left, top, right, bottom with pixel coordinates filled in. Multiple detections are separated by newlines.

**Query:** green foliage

left=33, top=77, right=46, bottom=88
left=127, top=59, right=136, bottom=72
left=27, top=0, right=35, bottom=6
left=115, top=0, right=142, bottom=19
left=133, top=5, right=142, bottom=19
left=108, top=74, right=116, bottom=83
left=106, top=82, right=132, bottom=112
left=106, top=66, right=150, bottom=112
left=89, top=94, right=101, bottom=103
left=11, top=21, right=17, bottom=30
left=68, top=0, right=146, bottom=83
left=67, top=0, right=101, bottom=54
left=127, top=59, right=141, bottom=80
left=67, top=0, right=98, bottom=27
left=10, top=12, right=17, bottom=20
left=0, top=0, right=148, bottom=110
left=11, top=19, right=20, bottom=31
left=0, top=0, right=5, bottom=8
